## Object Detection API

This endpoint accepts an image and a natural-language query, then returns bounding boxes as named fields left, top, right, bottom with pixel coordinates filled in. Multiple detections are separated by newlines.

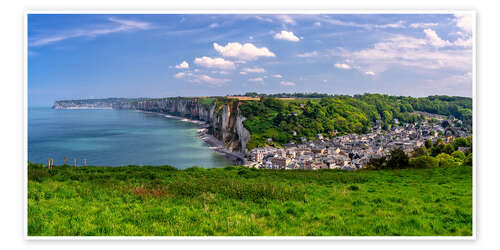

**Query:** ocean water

left=28, top=107, right=233, bottom=168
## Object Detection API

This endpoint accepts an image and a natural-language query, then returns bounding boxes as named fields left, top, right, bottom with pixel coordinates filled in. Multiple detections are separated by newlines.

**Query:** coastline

left=137, top=110, right=244, bottom=165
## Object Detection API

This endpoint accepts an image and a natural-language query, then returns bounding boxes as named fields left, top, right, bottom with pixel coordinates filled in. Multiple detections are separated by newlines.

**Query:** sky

left=28, top=13, right=473, bottom=106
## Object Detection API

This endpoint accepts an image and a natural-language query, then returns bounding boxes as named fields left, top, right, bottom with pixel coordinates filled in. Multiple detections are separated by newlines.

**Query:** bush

left=386, top=149, right=409, bottom=169
left=454, top=137, right=470, bottom=148
left=451, top=151, right=466, bottom=161
left=412, top=146, right=428, bottom=157
left=436, top=153, right=459, bottom=168
left=409, top=156, right=439, bottom=169
left=463, top=154, right=473, bottom=166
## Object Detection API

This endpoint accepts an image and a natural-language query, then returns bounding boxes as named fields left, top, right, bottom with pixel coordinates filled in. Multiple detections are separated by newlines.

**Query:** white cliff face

left=236, top=109, right=251, bottom=154
left=132, top=98, right=249, bottom=154
left=53, top=98, right=252, bottom=154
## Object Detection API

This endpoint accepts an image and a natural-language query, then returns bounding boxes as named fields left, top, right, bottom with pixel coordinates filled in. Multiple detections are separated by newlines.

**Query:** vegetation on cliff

left=28, top=162, right=471, bottom=236
left=239, top=94, right=472, bottom=150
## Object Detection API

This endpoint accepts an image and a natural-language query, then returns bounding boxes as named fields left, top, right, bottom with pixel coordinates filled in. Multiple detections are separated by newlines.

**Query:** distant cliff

left=53, top=98, right=251, bottom=154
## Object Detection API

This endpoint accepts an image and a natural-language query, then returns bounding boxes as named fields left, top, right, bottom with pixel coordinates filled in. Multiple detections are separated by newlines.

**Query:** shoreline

left=137, top=110, right=244, bottom=165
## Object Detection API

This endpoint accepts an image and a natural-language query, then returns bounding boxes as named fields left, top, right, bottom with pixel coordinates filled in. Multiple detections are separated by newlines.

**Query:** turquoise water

left=28, top=107, right=232, bottom=168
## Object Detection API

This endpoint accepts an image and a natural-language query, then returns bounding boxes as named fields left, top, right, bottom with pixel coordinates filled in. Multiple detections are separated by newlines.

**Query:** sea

left=27, top=107, right=233, bottom=168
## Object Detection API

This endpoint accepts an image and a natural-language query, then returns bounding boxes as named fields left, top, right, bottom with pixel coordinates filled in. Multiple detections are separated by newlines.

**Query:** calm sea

left=28, top=107, right=232, bottom=168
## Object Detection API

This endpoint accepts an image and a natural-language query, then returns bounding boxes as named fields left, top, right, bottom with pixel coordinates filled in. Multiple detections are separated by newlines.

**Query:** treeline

left=239, top=93, right=472, bottom=149
left=366, top=136, right=472, bottom=170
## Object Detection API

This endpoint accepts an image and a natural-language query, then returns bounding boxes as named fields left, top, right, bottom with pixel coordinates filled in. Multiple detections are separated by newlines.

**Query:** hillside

left=27, top=163, right=472, bottom=236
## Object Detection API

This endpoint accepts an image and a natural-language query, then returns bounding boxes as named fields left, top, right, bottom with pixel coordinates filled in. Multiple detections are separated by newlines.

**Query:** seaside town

left=245, top=115, right=472, bottom=171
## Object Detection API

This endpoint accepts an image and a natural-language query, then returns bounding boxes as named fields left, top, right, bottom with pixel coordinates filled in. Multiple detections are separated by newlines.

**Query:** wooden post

left=83, top=159, right=86, bottom=167
left=48, top=158, right=50, bottom=169
left=50, top=159, right=53, bottom=169
left=64, top=157, right=67, bottom=165
left=73, top=159, right=76, bottom=168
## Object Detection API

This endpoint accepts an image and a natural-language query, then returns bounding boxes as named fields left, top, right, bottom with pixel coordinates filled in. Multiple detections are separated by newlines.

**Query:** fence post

left=48, top=158, right=50, bottom=169
left=74, top=159, right=76, bottom=168
left=83, top=159, right=86, bottom=167
left=64, top=157, right=67, bottom=165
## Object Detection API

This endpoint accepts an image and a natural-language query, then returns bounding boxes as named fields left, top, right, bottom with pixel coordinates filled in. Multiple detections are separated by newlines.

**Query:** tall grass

left=27, top=163, right=472, bottom=236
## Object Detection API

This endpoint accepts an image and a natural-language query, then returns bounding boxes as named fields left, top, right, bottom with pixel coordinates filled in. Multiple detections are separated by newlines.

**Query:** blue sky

left=28, top=14, right=473, bottom=106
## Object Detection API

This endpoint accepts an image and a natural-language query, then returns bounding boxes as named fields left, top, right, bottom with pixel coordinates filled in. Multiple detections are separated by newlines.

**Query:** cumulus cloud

left=175, top=61, right=189, bottom=69
left=334, top=63, right=352, bottom=69
left=194, top=56, right=235, bottom=70
left=274, top=30, right=300, bottom=42
left=455, top=13, right=473, bottom=33
left=248, top=77, right=264, bottom=83
left=424, top=29, right=452, bottom=47
left=280, top=81, right=295, bottom=86
left=297, top=51, right=318, bottom=58
left=272, top=74, right=283, bottom=78
left=213, top=42, right=275, bottom=61
left=241, top=67, right=266, bottom=73
left=364, top=71, right=376, bottom=76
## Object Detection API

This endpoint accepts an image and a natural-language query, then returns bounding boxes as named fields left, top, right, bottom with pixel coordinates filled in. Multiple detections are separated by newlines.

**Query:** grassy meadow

left=27, top=163, right=472, bottom=236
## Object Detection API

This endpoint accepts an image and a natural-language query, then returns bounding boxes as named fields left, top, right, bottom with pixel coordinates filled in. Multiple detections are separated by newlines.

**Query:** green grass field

left=27, top=163, right=472, bottom=236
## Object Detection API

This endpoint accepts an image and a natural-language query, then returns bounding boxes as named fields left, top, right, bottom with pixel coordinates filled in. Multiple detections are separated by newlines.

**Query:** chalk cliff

left=53, top=98, right=251, bottom=154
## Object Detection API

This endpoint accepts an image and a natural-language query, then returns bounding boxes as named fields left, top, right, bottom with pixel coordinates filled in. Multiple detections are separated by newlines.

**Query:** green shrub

left=409, top=156, right=439, bottom=169
left=436, top=153, right=459, bottom=168
left=451, top=151, right=466, bottom=162
left=463, top=154, right=473, bottom=166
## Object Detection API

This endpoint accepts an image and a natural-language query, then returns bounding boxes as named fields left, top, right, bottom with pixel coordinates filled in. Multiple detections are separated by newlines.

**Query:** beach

left=139, top=110, right=245, bottom=165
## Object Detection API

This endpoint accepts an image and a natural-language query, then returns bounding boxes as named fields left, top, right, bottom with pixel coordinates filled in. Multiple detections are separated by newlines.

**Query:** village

left=246, top=116, right=471, bottom=170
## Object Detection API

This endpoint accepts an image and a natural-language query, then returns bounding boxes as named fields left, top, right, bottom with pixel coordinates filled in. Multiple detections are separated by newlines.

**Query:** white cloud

left=314, top=22, right=321, bottom=27
left=241, top=67, right=266, bottom=73
left=375, top=21, right=406, bottom=29
left=174, top=72, right=187, bottom=79
left=424, top=29, right=452, bottom=48
left=209, top=23, right=219, bottom=28
left=175, top=61, right=189, bottom=69
left=454, top=37, right=473, bottom=47
left=239, top=71, right=248, bottom=75
left=213, top=42, right=276, bottom=61
left=248, top=77, right=264, bottom=83
left=272, top=74, right=283, bottom=78
left=276, top=15, right=296, bottom=25
left=274, top=30, right=300, bottom=42
left=194, top=56, right=235, bottom=70
left=336, top=34, right=472, bottom=74
left=280, top=81, right=295, bottom=86
left=30, top=17, right=151, bottom=47
left=410, top=22, right=438, bottom=29
left=189, top=75, right=230, bottom=86
left=334, top=63, right=352, bottom=69
left=364, top=71, right=376, bottom=76
left=455, top=14, right=473, bottom=33
left=297, top=51, right=318, bottom=58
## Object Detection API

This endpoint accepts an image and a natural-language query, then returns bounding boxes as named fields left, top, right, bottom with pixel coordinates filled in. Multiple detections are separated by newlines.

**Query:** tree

left=443, top=144, right=455, bottom=155
left=454, top=137, right=470, bottom=148
left=366, top=156, right=386, bottom=170
left=424, top=139, right=433, bottom=149
left=412, top=146, right=428, bottom=157
left=386, top=149, right=409, bottom=169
